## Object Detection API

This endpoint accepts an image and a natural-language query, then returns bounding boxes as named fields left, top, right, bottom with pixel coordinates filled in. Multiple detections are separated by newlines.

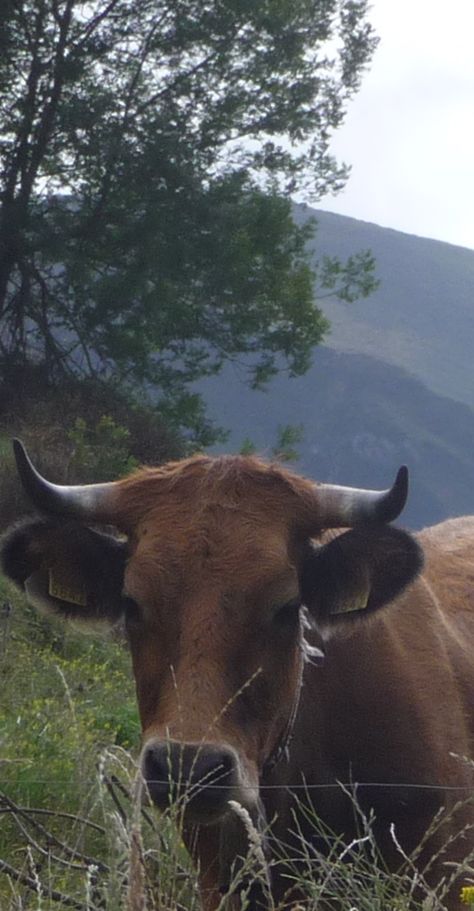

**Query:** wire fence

left=0, top=778, right=473, bottom=791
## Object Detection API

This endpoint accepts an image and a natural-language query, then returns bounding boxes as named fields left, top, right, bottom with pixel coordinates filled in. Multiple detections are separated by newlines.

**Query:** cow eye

left=273, top=597, right=301, bottom=625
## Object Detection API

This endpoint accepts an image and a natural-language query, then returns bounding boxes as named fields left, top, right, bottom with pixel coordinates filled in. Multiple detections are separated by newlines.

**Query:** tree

left=0, top=0, right=378, bottom=442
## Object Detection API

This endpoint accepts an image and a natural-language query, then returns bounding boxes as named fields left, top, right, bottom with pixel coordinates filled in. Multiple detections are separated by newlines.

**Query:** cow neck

left=261, top=623, right=325, bottom=775
left=261, top=649, right=304, bottom=776
left=261, top=695, right=300, bottom=775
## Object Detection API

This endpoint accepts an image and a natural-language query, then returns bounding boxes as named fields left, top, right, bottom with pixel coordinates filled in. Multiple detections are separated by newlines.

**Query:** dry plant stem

left=103, top=771, right=157, bottom=833
left=0, top=801, right=105, bottom=834
left=126, top=773, right=146, bottom=911
left=102, top=773, right=129, bottom=825
left=227, top=800, right=269, bottom=883
left=389, top=798, right=474, bottom=909
left=127, top=828, right=147, bottom=911
left=0, top=791, right=109, bottom=873
left=216, top=800, right=273, bottom=911
left=390, top=824, right=443, bottom=908
left=0, top=857, right=86, bottom=910
left=0, top=600, right=12, bottom=656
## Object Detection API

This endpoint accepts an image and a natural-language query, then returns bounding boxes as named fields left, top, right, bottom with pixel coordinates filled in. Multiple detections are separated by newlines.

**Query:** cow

left=1, top=439, right=474, bottom=909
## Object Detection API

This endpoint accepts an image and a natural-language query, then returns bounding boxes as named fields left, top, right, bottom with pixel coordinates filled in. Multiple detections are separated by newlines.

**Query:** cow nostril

left=189, top=747, right=235, bottom=793
left=141, top=741, right=238, bottom=814
left=142, top=743, right=171, bottom=788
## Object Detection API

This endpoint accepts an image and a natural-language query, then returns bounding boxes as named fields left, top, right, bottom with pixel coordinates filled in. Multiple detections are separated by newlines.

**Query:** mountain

left=296, top=207, right=474, bottom=409
left=198, top=210, right=474, bottom=530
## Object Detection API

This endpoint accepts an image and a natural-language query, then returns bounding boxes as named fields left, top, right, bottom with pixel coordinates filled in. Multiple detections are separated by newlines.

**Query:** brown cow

left=2, top=440, right=474, bottom=909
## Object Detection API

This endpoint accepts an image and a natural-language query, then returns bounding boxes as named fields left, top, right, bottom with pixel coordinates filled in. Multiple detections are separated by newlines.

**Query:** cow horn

left=12, top=438, right=117, bottom=521
left=315, top=466, right=409, bottom=527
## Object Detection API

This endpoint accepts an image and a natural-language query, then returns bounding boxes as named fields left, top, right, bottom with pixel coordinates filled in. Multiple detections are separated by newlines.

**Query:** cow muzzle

left=141, top=739, right=243, bottom=822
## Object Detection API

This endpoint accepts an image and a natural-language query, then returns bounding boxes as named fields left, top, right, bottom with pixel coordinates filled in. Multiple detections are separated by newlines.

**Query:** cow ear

left=1, top=518, right=128, bottom=625
left=301, top=526, right=423, bottom=636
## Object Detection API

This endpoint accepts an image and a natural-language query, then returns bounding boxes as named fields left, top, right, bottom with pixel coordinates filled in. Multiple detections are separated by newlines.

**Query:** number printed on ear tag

left=48, top=568, right=87, bottom=607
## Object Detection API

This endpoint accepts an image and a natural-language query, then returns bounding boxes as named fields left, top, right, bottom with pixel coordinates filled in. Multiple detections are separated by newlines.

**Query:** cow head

left=1, top=440, right=422, bottom=825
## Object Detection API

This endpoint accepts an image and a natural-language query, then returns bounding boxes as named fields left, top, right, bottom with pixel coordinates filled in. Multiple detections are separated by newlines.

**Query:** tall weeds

left=1, top=757, right=473, bottom=910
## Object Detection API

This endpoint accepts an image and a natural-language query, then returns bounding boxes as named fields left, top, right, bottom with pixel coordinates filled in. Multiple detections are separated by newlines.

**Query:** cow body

left=1, top=446, right=473, bottom=909
left=266, top=519, right=474, bottom=901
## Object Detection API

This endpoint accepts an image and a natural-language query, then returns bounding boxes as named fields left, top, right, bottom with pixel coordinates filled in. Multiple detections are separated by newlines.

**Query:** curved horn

left=13, top=438, right=117, bottom=521
left=315, top=466, right=409, bottom=527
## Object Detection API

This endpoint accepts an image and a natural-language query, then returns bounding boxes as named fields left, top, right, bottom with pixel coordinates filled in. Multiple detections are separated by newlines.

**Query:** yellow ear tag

left=332, top=582, right=370, bottom=615
left=48, top=568, right=87, bottom=608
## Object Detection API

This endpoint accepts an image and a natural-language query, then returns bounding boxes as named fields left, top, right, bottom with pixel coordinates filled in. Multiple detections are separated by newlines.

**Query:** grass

left=1, top=579, right=473, bottom=909
left=0, top=578, right=139, bottom=803
left=270, top=789, right=474, bottom=911
left=0, top=575, right=145, bottom=909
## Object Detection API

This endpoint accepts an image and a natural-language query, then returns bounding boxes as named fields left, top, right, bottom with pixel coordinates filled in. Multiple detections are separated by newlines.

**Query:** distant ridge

left=304, top=206, right=474, bottom=250
left=295, top=206, right=474, bottom=410
left=199, top=209, right=474, bottom=529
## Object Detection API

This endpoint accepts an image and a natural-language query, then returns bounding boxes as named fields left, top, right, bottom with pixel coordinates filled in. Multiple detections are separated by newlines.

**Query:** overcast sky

left=318, top=0, right=474, bottom=251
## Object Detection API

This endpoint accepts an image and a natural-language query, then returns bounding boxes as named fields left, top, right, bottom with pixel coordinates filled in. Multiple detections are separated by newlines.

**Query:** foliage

left=0, top=373, right=189, bottom=531
left=239, top=422, right=304, bottom=461
left=271, top=422, right=304, bottom=461
left=272, top=789, right=474, bottom=911
left=0, top=577, right=139, bottom=810
left=239, top=437, right=258, bottom=456
left=0, top=0, right=378, bottom=439
left=67, top=415, right=139, bottom=481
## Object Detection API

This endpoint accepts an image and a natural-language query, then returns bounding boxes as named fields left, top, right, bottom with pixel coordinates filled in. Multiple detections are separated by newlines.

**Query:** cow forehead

left=114, top=453, right=318, bottom=535
left=115, top=454, right=317, bottom=607
left=125, top=503, right=297, bottom=604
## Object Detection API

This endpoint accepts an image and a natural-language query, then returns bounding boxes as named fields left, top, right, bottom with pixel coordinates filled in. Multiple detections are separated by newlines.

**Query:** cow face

left=122, top=506, right=308, bottom=821
left=0, top=443, right=422, bottom=825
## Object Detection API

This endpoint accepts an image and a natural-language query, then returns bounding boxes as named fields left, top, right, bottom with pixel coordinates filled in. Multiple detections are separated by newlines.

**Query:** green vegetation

left=67, top=416, right=139, bottom=482
left=240, top=423, right=304, bottom=462
left=0, top=573, right=138, bottom=908
left=0, top=572, right=138, bottom=795
left=1, top=578, right=201, bottom=911
left=0, top=0, right=378, bottom=443
left=271, top=423, right=305, bottom=463
left=0, top=378, right=186, bottom=534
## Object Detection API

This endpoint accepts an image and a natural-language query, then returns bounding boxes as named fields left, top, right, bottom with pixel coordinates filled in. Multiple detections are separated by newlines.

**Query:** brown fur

left=264, top=519, right=474, bottom=908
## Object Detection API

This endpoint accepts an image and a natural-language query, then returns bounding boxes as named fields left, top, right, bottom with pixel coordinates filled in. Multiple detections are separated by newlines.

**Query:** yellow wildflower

left=460, top=886, right=474, bottom=905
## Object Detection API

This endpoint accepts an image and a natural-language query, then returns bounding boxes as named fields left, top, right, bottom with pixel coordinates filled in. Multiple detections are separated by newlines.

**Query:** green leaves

left=67, top=416, right=139, bottom=482
left=0, top=0, right=378, bottom=444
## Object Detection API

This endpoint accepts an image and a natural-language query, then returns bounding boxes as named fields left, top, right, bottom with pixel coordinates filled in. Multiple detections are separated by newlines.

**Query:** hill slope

left=199, top=348, right=474, bottom=529
left=296, top=207, right=474, bottom=409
